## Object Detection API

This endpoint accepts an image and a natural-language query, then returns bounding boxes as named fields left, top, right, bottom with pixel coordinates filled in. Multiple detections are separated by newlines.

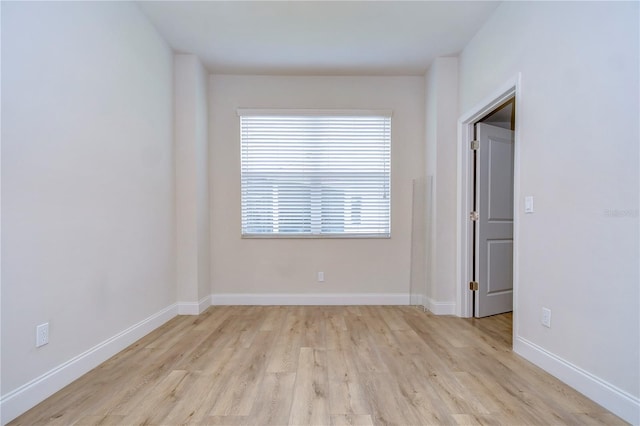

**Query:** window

left=239, top=109, right=391, bottom=238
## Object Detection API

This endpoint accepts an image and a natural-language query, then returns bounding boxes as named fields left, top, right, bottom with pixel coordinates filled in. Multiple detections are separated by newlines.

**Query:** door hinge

left=471, top=140, right=479, bottom=150
left=469, top=281, right=479, bottom=291
left=469, top=211, right=479, bottom=221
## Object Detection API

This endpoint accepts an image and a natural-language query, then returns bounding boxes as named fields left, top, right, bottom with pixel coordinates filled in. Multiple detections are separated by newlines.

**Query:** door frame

left=456, top=74, right=522, bottom=326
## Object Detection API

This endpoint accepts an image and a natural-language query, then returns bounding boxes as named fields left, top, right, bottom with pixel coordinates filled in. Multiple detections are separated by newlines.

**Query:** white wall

left=209, top=75, right=424, bottom=301
left=459, top=2, right=639, bottom=422
left=424, top=57, right=459, bottom=314
left=174, top=54, right=210, bottom=310
left=1, top=1, right=175, bottom=421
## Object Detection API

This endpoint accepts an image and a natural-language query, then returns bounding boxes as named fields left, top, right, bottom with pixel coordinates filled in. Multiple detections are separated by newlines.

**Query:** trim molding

left=514, top=336, right=639, bottom=425
left=426, top=298, right=456, bottom=316
left=211, top=293, right=409, bottom=306
left=0, top=304, right=178, bottom=425
left=456, top=74, right=521, bottom=318
left=177, top=295, right=212, bottom=315
left=409, top=294, right=425, bottom=307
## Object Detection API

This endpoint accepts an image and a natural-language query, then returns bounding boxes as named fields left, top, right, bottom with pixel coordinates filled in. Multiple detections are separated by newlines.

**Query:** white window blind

left=239, top=109, right=391, bottom=238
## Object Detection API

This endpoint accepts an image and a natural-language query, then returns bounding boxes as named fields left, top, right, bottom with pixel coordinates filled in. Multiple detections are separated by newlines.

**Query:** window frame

left=238, top=109, right=392, bottom=239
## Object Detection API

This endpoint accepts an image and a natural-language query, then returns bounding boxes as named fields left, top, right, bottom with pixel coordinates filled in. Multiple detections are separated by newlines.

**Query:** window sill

left=241, top=233, right=391, bottom=239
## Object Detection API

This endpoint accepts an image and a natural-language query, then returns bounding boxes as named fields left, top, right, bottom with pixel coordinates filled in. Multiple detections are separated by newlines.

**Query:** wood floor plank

left=301, top=307, right=327, bottom=348
left=377, top=305, right=411, bottom=331
left=9, top=306, right=626, bottom=426
left=258, top=306, right=287, bottom=331
left=288, top=347, right=330, bottom=426
left=105, top=334, right=204, bottom=416
left=345, top=312, right=390, bottom=373
left=266, top=307, right=304, bottom=373
left=325, top=307, right=348, bottom=332
left=326, top=349, right=370, bottom=416
left=374, top=346, right=455, bottom=424
left=359, top=372, right=429, bottom=425
left=572, top=411, right=629, bottom=425
left=325, top=321, right=351, bottom=352
left=392, top=328, right=432, bottom=355
left=209, top=331, right=273, bottom=416
left=247, top=372, right=296, bottom=425
left=142, top=315, right=195, bottom=349
left=119, top=369, right=191, bottom=425
left=450, top=413, right=484, bottom=426
left=361, top=306, right=403, bottom=356
left=160, top=371, right=218, bottom=425
left=200, top=415, right=248, bottom=425
left=71, top=415, right=126, bottom=425
left=331, top=413, right=374, bottom=426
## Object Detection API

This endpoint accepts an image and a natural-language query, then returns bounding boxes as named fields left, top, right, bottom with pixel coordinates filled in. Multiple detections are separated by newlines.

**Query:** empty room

left=1, top=1, right=638, bottom=425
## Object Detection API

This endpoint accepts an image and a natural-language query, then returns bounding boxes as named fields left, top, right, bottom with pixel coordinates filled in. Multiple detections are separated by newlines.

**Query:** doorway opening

left=457, top=75, right=520, bottom=337
left=472, top=99, right=515, bottom=317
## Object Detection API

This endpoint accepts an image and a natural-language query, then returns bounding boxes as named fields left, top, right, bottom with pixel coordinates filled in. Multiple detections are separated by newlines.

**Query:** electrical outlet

left=317, top=271, right=325, bottom=282
left=541, top=308, right=551, bottom=328
left=36, top=323, right=49, bottom=347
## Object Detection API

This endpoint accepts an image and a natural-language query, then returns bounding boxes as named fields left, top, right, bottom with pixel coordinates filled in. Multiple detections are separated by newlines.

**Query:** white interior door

left=474, top=123, right=514, bottom=317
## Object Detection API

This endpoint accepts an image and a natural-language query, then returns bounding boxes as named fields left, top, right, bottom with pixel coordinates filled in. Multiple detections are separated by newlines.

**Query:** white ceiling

left=136, top=1, right=500, bottom=76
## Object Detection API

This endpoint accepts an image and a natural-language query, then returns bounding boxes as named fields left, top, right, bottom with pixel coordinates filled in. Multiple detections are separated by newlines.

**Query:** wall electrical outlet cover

left=36, top=323, right=49, bottom=347
left=541, top=308, right=551, bottom=328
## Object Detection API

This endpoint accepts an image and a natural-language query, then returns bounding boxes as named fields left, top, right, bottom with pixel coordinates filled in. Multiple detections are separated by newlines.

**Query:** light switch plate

left=525, top=196, right=534, bottom=213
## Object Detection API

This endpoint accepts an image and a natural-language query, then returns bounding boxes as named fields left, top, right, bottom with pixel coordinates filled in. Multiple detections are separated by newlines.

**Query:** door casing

left=456, top=74, right=521, bottom=335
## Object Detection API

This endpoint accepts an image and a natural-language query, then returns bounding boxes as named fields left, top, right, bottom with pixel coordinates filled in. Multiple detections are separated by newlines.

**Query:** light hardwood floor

left=10, top=306, right=625, bottom=425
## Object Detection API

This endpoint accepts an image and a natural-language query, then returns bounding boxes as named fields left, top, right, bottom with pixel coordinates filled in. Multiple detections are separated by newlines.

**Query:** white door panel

left=475, top=123, right=514, bottom=317
left=487, top=240, right=513, bottom=293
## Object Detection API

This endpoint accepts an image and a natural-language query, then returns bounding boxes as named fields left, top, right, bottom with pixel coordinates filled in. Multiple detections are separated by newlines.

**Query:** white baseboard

left=177, top=295, right=212, bottom=315
left=514, top=336, right=640, bottom=425
left=406, top=295, right=456, bottom=315
left=426, top=298, right=456, bottom=315
left=211, top=293, right=410, bottom=306
left=409, top=294, right=425, bottom=306
left=0, top=304, right=178, bottom=425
